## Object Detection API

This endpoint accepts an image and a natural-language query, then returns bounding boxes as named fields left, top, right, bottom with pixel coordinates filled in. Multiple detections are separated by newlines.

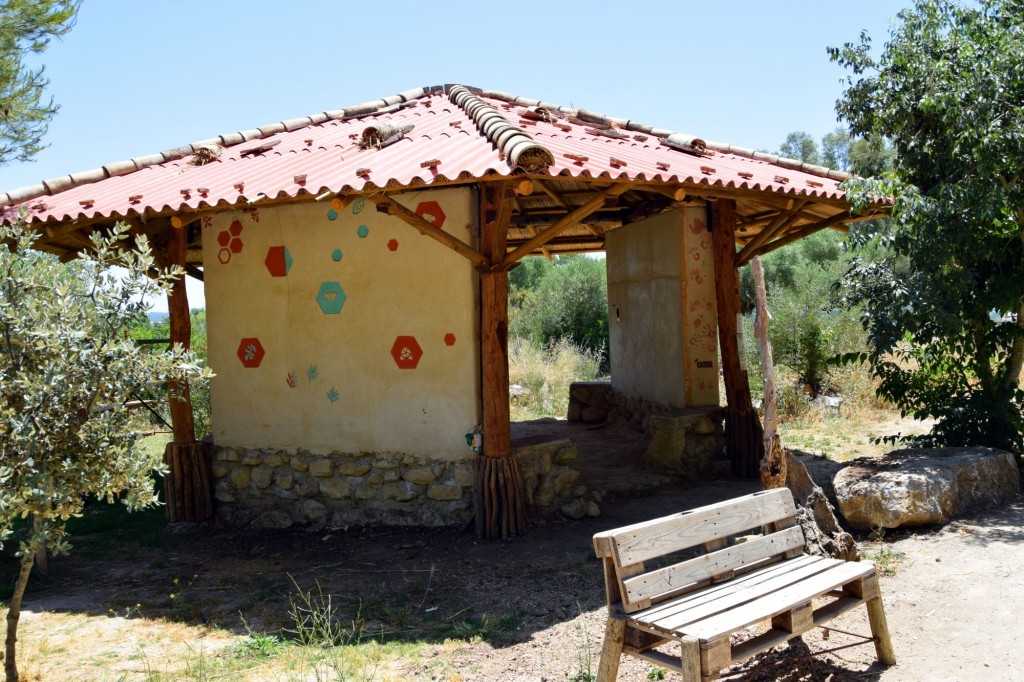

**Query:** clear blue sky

left=0, top=0, right=909, bottom=309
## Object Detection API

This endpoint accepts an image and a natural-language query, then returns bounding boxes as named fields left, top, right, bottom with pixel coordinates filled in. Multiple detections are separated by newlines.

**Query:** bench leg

left=679, top=635, right=702, bottom=682
left=597, top=616, right=625, bottom=682
left=866, top=596, right=896, bottom=665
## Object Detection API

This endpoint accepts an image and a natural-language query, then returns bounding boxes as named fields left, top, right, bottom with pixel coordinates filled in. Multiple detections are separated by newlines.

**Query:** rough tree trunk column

left=752, top=256, right=786, bottom=488
left=162, top=222, right=213, bottom=523
left=474, top=183, right=527, bottom=538
left=710, top=200, right=764, bottom=477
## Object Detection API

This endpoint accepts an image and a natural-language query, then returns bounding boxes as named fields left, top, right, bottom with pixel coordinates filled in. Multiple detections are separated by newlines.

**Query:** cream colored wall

left=202, top=188, right=480, bottom=460
left=606, top=207, right=719, bottom=408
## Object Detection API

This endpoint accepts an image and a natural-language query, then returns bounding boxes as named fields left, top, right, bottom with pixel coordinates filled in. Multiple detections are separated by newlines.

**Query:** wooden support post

left=710, top=200, right=763, bottom=478
left=475, top=183, right=527, bottom=538
left=161, top=222, right=213, bottom=522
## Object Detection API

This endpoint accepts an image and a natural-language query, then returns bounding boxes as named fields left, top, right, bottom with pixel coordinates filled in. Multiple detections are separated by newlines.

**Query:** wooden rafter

left=748, top=211, right=852, bottom=260
left=735, top=200, right=807, bottom=266
left=480, top=181, right=514, bottom=265
left=367, top=192, right=488, bottom=269
left=501, top=183, right=631, bottom=267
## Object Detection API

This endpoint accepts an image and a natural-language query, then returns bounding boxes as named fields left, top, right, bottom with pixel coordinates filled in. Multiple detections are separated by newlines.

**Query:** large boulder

left=834, top=447, right=1020, bottom=531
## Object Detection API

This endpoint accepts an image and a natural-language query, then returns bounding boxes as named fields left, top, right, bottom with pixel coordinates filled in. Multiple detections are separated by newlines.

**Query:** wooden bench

left=592, top=488, right=895, bottom=681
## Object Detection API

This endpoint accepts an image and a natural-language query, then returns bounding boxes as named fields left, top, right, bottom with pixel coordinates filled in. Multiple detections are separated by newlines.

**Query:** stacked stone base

left=211, top=440, right=599, bottom=529
left=212, top=448, right=474, bottom=529
left=568, top=381, right=728, bottom=480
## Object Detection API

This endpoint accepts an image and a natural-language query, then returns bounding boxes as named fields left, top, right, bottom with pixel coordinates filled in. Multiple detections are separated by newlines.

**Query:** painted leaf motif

left=307, top=365, right=319, bottom=381
left=286, top=372, right=297, bottom=388
left=327, top=387, right=340, bottom=403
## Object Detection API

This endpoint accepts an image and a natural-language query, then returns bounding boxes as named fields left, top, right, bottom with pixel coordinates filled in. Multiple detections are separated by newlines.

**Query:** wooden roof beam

left=501, top=183, right=631, bottom=267
left=367, top=192, right=488, bottom=269
left=736, top=200, right=807, bottom=266
left=742, top=211, right=852, bottom=261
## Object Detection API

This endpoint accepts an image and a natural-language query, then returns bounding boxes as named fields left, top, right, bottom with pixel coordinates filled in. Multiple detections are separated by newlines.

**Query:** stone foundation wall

left=211, top=439, right=598, bottom=529
left=212, top=448, right=474, bottom=529
left=568, top=381, right=728, bottom=480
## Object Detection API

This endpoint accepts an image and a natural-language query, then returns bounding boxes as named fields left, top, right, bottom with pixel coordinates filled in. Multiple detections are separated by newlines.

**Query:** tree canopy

left=831, top=0, right=1024, bottom=454
left=0, top=0, right=79, bottom=165
left=0, top=220, right=209, bottom=681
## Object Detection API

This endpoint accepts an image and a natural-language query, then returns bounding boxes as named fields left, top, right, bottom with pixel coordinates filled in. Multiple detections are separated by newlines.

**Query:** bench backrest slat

left=621, top=525, right=805, bottom=605
left=593, top=488, right=806, bottom=613
left=602, top=488, right=797, bottom=566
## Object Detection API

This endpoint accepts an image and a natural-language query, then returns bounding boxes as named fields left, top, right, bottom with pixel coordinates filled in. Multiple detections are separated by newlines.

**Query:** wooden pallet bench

left=592, top=488, right=895, bottom=681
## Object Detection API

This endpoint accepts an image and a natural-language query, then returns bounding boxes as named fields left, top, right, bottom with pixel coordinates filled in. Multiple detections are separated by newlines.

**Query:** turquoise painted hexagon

left=357, top=224, right=369, bottom=238
left=327, top=209, right=339, bottom=221
left=331, top=248, right=343, bottom=262
left=316, top=281, right=347, bottom=314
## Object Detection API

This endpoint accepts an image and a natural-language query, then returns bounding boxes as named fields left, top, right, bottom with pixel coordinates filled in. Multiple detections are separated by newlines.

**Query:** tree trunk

left=752, top=257, right=786, bottom=488
left=710, top=200, right=763, bottom=477
left=5, top=548, right=36, bottom=682
left=752, top=257, right=856, bottom=560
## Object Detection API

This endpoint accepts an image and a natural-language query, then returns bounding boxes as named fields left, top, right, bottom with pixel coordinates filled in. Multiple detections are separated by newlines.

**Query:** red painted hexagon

left=217, top=230, right=231, bottom=247
left=390, top=335, right=423, bottom=369
left=218, top=247, right=232, bottom=264
left=444, top=332, right=456, bottom=346
left=229, top=236, right=244, bottom=254
left=229, top=220, right=244, bottom=237
left=415, top=200, right=446, bottom=229
left=237, top=337, right=265, bottom=368
left=387, top=238, right=399, bottom=251
left=264, top=245, right=292, bottom=277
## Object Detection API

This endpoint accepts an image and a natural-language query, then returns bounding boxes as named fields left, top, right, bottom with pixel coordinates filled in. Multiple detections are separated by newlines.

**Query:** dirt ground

left=2, top=417, right=1021, bottom=681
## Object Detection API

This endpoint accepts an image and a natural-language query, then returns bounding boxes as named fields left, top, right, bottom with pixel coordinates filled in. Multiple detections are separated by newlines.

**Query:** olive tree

left=832, top=0, right=1024, bottom=453
left=0, top=219, right=208, bottom=682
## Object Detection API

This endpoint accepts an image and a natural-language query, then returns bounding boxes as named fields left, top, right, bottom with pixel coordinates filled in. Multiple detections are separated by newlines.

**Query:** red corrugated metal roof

left=1, top=84, right=850, bottom=226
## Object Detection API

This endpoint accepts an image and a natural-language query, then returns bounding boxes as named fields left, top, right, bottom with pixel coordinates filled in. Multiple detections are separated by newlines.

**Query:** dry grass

left=508, top=336, right=602, bottom=421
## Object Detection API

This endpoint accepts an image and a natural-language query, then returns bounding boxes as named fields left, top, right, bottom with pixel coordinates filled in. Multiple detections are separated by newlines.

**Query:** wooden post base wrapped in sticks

left=473, top=454, right=528, bottom=539
left=163, top=441, right=213, bottom=523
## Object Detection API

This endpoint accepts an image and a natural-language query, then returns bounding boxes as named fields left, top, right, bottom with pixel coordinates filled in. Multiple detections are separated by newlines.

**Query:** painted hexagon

left=327, top=209, right=339, bottom=221
left=331, top=248, right=343, bottom=262
left=357, top=224, right=369, bottom=238
left=316, top=281, right=347, bottom=314
left=229, top=236, right=244, bottom=254
left=216, top=230, right=231, bottom=247
left=237, top=337, right=265, bottom=368
left=444, top=332, right=456, bottom=346
left=415, top=200, right=446, bottom=229
left=218, top=247, right=232, bottom=264
left=352, top=197, right=366, bottom=214
left=265, top=245, right=293, bottom=277
left=390, top=335, right=423, bottom=369
left=387, top=239, right=399, bottom=251
left=229, top=220, right=244, bottom=237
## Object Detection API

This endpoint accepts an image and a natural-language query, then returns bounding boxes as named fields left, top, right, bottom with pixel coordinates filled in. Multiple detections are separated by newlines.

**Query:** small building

left=1, top=85, right=867, bottom=537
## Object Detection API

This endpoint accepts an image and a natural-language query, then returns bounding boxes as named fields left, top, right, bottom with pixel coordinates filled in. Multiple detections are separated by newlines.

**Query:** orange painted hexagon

left=390, top=335, right=422, bottom=369
left=237, top=337, right=265, bottom=368
left=415, top=200, right=446, bottom=229
left=444, top=333, right=456, bottom=346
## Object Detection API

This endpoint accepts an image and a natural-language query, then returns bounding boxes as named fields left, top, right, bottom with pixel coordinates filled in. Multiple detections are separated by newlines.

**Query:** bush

left=508, top=336, right=602, bottom=421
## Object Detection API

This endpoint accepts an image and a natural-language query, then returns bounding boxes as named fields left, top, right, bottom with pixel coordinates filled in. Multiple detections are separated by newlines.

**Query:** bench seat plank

left=680, top=559, right=875, bottom=640
left=636, top=555, right=842, bottom=632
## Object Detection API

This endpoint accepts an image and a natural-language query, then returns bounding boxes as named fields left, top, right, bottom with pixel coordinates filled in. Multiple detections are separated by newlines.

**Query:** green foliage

left=741, top=231, right=869, bottom=396
left=0, top=219, right=209, bottom=558
left=0, top=0, right=79, bottom=164
left=831, top=0, right=1024, bottom=454
left=778, top=131, right=820, bottom=164
left=510, top=255, right=608, bottom=363
left=130, top=310, right=212, bottom=439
